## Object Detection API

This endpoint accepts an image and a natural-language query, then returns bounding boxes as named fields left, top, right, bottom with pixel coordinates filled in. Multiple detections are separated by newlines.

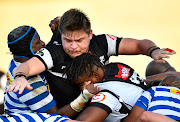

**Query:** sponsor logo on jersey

left=115, top=64, right=130, bottom=80
left=36, top=48, right=44, bottom=56
left=61, top=66, right=66, bottom=69
left=6, top=73, right=13, bottom=85
left=99, top=55, right=105, bottom=65
left=91, top=93, right=106, bottom=102
left=53, top=41, right=61, bottom=45
left=170, top=88, right=180, bottom=95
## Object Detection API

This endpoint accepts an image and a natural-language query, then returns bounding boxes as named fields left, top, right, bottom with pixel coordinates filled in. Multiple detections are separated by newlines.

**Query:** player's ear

left=91, top=71, right=99, bottom=83
left=89, top=30, right=93, bottom=40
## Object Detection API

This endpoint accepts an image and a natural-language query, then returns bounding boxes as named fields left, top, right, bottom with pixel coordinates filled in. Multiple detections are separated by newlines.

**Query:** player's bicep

left=118, top=38, right=139, bottom=55
left=76, top=106, right=108, bottom=122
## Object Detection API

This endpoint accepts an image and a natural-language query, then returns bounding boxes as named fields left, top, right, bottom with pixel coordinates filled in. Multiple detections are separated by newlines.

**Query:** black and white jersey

left=89, top=63, right=147, bottom=122
left=35, top=30, right=122, bottom=108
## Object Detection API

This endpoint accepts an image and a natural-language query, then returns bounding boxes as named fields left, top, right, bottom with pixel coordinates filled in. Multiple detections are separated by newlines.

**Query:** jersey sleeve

left=34, top=47, right=54, bottom=70
left=135, top=87, right=155, bottom=111
left=89, top=91, right=122, bottom=114
left=95, top=34, right=122, bottom=57
left=35, top=40, right=64, bottom=70
left=105, top=34, right=122, bottom=56
left=17, top=75, right=56, bottom=113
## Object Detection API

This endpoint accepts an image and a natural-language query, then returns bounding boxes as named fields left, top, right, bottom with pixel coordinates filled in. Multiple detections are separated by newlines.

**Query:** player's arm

left=145, top=71, right=180, bottom=84
left=6, top=57, right=45, bottom=94
left=123, top=105, right=145, bottom=122
left=49, top=16, right=61, bottom=32
left=46, top=83, right=99, bottom=119
left=76, top=106, right=108, bottom=122
left=118, top=38, right=176, bottom=63
left=136, top=111, right=177, bottom=122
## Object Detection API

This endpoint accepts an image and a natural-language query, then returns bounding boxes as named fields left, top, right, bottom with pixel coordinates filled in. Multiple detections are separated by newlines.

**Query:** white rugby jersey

left=4, top=59, right=56, bottom=114
left=136, top=86, right=180, bottom=121
left=89, top=63, right=146, bottom=122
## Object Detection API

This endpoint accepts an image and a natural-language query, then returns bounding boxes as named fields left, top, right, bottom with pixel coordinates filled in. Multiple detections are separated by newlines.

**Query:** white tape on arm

left=70, top=89, right=94, bottom=112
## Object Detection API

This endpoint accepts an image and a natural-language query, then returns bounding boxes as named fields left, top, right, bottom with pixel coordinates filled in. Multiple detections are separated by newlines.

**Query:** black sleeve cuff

left=89, top=102, right=112, bottom=114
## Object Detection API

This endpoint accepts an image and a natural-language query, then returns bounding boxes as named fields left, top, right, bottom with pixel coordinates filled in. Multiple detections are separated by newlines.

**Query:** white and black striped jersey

left=35, top=29, right=122, bottom=108
left=89, top=63, right=147, bottom=122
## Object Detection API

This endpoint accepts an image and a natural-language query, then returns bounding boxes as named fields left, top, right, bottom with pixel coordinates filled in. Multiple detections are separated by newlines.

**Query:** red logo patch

left=91, top=93, right=106, bottom=103
left=115, top=64, right=130, bottom=80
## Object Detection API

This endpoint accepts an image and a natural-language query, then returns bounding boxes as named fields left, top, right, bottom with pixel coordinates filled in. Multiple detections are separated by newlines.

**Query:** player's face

left=75, top=67, right=104, bottom=89
left=61, top=30, right=93, bottom=58
left=32, top=33, right=45, bottom=53
left=75, top=74, right=95, bottom=89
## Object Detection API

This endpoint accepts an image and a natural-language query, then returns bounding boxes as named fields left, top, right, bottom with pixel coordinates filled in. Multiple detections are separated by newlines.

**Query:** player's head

left=65, top=53, right=105, bottom=87
left=59, top=8, right=93, bottom=58
left=145, top=60, right=176, bottom=77
left=59, top=8, right=91, bottom=35
left=159, top=75, right=180, bottom=87
left=8, top=25, right=45, bottom=59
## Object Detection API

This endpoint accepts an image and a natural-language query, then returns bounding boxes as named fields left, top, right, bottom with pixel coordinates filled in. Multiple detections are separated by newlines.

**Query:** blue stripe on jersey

left=9, top=60, right=16, bottom=75
left=5, top=59, right=55, bottom=114
left=20, top=113, right=36, bottom=122
left=167, top=115, right=180, bottom=121
left=26, top=75, right=37, bottom=80
left=39, top=73, right=45, bottom=80
left=12, top=115, right=23, bottom=122
left=149, top=105, right=180, bottom=112
left=147, top=87, right=155, bottom=97
left=37, top=113, right=46, bottom=121
left=152, top=96, right=180, bottom=104
left=54, top=116, right=70, bottom=122
left=0, top=116, right=10, bottom=122
left=156, top=87, right=170, bottom=92
left=135, top=96, right=148, bottom=111
left=24, top=91, right=50, bottom=105
left=6, top=92, right=22, bottom=104
left=5, top=101, right=29, bottom=111
left=30, top=81, right=45, bottom=89
left=17, top=81, right=45, bottom=98
left=34, top=99, right=56, bottom=112
left=138, top=96, right=149, bottom=106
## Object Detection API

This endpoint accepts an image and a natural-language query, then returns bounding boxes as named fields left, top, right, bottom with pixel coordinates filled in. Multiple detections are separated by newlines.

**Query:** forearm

left=136, top=111, right=177, bottom=122
left=49, top=89, right=94, bottom=119
left=57, top=104, right=77, bottom=119
left=13, top=57, right=45, bottom=77
left=146, top=71, right=180, bottom=81
left=138, top=39, right=157, bottom=55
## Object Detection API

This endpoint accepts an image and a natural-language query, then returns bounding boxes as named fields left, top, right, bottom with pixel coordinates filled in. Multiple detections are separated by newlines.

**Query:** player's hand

left=81, top=81, right=99, bottom=95
left=151, top=48, right=176, bottom=63
left=6, top=77, right=33, bottom=94
left=49, top=16, right=61, bottom=32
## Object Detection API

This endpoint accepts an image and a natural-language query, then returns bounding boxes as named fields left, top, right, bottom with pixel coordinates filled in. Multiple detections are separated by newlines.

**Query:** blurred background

left=0, top=0, right=180, bottom=79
